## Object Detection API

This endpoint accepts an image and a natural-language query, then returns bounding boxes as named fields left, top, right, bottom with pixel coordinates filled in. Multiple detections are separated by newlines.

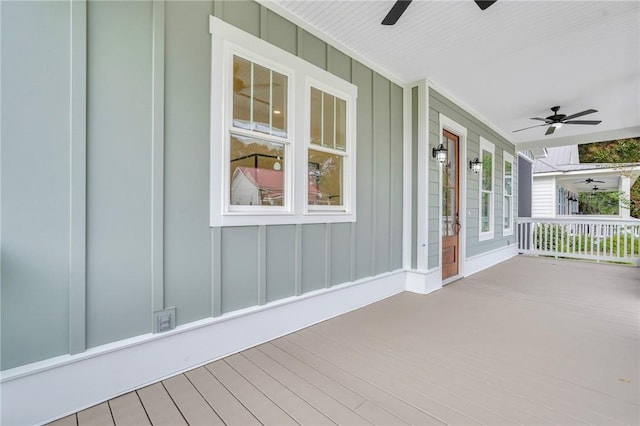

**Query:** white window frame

left=479, top=137, right=495, bottom=241
left=305, top=80, right=353, bottom=213
left=209, top=16, right=357, bottom=226
left=503, top=151, right=514, bottom=236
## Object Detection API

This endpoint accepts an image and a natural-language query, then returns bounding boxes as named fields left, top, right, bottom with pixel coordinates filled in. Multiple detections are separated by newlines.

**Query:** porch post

left=619, top=175, right=631, bottom=218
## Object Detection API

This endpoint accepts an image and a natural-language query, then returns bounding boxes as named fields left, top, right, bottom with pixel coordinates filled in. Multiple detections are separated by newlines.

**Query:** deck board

left=77, top=402, right=113, bottom=426
left=184, top=366, right=261, bottom=426
left=47, top=414, right=77, bottom=426
left=136, top=383, right=187, bottom=426
left=161, top=374, right=224, bottom=425
left=205, top=359, right=298, bottom=426
left=225, top=352, right=335, bottom=425
left=108, top=392, right=150, bottom=426
left=244, top=347, right=372, bottom=425
left=51, top=257, right=640, bottom=426
left=270, top=338, right=445, bottom=426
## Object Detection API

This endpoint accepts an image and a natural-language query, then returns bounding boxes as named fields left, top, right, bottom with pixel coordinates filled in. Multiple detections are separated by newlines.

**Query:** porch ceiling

left=265, top=0, right=640, bottom=149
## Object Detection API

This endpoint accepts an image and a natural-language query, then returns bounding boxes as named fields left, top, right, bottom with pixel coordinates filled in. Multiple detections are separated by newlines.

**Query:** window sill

left=478, top=232, right=494, bottom=242
left=211, top=212, right=356, bottom=227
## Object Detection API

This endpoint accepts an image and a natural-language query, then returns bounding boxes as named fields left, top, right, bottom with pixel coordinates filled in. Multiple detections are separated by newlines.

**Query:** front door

left=442, top=130, right=460, bottom=280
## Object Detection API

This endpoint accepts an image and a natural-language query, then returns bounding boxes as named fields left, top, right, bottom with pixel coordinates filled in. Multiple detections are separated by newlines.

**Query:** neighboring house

left=231, top=166, right=285, bottom=206
left=532, top=145, right=640, bottom=218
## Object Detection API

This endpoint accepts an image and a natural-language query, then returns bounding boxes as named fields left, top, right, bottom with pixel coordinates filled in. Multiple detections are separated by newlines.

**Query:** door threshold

left=442, top=274, right=463, bottom=286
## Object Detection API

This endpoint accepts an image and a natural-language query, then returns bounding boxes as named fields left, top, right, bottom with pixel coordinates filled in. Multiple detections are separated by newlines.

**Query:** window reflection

left=308, top=150, right=343, bottom=206
left=232, top=56, right=287, bottom=137
left=230, top=135, right=284, bottom=206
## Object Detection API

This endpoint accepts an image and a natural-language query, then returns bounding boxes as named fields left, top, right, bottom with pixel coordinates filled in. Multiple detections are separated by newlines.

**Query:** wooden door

left=442, top=130, right=460, bottom=280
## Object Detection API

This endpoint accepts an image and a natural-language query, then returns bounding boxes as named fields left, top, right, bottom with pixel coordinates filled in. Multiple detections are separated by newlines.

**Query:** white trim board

left=405, top=268, right=442, bottom=294
left=464, top=244, right=518, bottom=277
left=1, top=271, right=405, bottom=426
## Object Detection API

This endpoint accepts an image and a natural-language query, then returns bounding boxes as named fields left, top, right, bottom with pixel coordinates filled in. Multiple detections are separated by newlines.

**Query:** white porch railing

left=516, top=217, right=640, bottom=264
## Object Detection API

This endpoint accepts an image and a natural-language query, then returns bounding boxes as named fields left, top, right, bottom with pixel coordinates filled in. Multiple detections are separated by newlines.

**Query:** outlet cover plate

left=153, top=307, right=176, bottom=333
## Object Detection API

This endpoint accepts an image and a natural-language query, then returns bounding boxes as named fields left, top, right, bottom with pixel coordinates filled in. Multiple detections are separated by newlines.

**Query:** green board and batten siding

left=0, top=0, right=403, bottom=370
left=425, top=88, right=517, bottom=269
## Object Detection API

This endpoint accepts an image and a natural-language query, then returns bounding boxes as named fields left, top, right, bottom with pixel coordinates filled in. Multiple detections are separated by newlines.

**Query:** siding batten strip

left=258, top=225, right=267, bottom=304
left=151, top=0, right=166, bottom=317
left=370, top=74, right=377, bottom=277
left=69, top=0, right=87, bottom=355
left=325, top=224, right=331, bottom=288
left=294, top=224, right=302, bottom=296
left=212, top=227, right=222, bottom=317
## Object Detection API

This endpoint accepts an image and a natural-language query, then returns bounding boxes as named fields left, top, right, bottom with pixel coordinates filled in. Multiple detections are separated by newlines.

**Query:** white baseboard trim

left=1, top=270, right=405, bottom=426
left=465, top=244, right=518, bottom=276
left=405, top=268, right=442, bottom=294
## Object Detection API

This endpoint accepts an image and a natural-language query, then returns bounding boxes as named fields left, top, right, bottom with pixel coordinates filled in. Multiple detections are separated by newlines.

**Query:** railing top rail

left=517, top=217, right=640, bottom=225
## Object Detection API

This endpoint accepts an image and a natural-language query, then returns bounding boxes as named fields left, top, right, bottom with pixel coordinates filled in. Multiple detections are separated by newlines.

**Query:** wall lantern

left=432, top=143, right=447, bottom=164
left=469, top=157, right=482, bottom=173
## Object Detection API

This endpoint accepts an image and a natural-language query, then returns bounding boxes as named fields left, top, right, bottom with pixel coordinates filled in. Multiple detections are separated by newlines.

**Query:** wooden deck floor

left=50, top=256, right=639, bottom=425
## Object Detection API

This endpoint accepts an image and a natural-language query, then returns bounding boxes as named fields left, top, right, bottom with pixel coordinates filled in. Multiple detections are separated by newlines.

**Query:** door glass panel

left=442, top=134, right=457, bottom=236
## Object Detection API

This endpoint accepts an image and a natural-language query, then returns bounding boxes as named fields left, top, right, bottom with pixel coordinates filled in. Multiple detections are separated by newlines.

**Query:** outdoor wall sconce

left=432, top=143, right=447, bottom=164
left=469, top=157, right=482, bottom=173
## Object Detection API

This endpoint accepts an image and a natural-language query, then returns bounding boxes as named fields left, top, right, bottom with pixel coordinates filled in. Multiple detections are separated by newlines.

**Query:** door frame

left=438, top=114, right=467, bottom=284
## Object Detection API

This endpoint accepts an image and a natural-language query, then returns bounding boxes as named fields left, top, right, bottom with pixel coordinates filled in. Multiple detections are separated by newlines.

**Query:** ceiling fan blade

left=562, top=109, right=597, bottom=121
left=545, top=125, right=556, bottom=136
left=237, top=92, right=270, bottom=106
left=530, top=117, right=548, bottom=122
left=382, top=0, right=412, bottom=25
left=474, top=0, right=497, bottom=10
left=563, top=120, right=602, bottom=125
left=512, top=123, right=547, bottom=133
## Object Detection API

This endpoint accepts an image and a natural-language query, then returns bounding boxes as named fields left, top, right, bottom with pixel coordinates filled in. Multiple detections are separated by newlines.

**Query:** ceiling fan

left=573, top=178, right=604, bottom=184
left=233, top=65, right=274, bottom=106
left=513, top=106, right=601, bottom=136
left=382, top=0, right=497, bottom=25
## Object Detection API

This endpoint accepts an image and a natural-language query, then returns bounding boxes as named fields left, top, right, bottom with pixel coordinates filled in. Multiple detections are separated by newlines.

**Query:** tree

left=578, top=138, right=640, bottom=218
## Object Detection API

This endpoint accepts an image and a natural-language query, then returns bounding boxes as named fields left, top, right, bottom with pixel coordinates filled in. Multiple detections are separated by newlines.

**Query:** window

left=209, top=16, right=357, bottom=226
left=503, top=151, right=514, bottom=236
left=308, top=86, right=349, bottom=209
left=479, top=138, right=494, bottom=241
left=229, top=56, right=290, bottom=209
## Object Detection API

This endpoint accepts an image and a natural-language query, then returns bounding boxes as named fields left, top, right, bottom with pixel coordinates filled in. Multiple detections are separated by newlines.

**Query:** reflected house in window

left=231, top=166, right=321, bottom=206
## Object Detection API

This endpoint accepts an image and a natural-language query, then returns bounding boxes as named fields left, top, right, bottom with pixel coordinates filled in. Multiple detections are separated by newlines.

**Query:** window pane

left=322, top=93, right=335, bottom=149
left=308, top=149, right=343, bottom=206
left=504, top=196, right=512, bottom=229
left=481, top=192, right=490, bottom=232
left=233, top=56, right=251, bottom=127
left=504, top=161, right=512, bottom=196
left=232, top=56, right=288, bottom=138
left=252, top=63, right=271, bottom=134
left=310, top=87, right=322, bottom=146
left=482, top=149, right=492, bottom=191
left=230, top=134, right=284, bottom=206
left=335, top=98, right=346, bottom=151
left=272, top=71, right=287, bottom=136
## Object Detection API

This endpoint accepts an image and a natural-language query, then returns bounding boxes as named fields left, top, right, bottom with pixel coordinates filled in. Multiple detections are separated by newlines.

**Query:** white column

left=619, top=176, right=631, bottom=218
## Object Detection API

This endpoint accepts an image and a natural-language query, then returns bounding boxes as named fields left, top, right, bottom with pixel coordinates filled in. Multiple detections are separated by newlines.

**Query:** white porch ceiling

left=266, top=0, right=640, bottom=149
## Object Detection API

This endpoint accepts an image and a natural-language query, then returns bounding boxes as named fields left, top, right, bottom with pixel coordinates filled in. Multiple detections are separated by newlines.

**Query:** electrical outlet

left=154, top=307, right=176, bottom=333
